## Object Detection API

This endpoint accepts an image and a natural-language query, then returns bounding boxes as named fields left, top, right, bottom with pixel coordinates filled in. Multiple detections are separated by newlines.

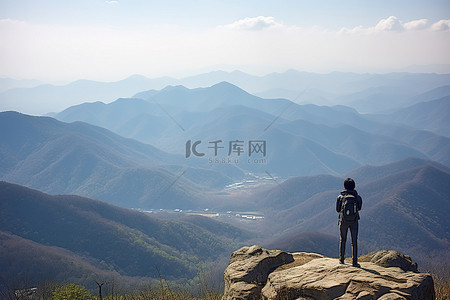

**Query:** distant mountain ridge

left=0, top=111, right=234, bottom=209
left=1, top=70, right=450, bottom=114
left=0, top=75, right=172, bottom=115
left=3, top=81, right=450, bottom=210
left=56, top=82, right=450, bottom=174
left=376, top=95, right=450, bottom=137
left=0, top=77, right=43, bottom=93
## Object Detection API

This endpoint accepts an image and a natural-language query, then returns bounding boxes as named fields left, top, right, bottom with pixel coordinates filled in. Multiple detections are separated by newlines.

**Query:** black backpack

left=341, top=194, right=358, bottom=222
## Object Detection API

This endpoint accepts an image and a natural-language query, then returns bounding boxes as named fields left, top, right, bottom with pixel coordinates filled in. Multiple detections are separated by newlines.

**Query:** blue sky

left=2, top=0, right=449, bottom=28
left=1, top=0, right=449, bottom=81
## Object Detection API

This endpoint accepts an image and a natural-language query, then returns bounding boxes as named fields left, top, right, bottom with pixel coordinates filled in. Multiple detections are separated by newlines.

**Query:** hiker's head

left=344, top=178, right=355, bottom=190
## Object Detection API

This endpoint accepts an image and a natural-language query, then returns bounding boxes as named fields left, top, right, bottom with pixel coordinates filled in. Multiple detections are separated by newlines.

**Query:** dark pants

left=339, top=220, right=358, bottom=263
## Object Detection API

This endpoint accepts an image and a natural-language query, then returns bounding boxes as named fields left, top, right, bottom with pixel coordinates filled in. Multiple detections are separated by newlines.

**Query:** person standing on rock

left=336, top=178, right=362, bottom=267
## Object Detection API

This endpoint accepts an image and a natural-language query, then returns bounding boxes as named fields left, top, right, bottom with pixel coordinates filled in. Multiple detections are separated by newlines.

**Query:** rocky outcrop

left=223, top=246, right=434, bottom=300
left=363, top=250, right=418, bottom=272
left=223, top=245, right=294, bottom=300
left=262, top=257, right=434, bottom=299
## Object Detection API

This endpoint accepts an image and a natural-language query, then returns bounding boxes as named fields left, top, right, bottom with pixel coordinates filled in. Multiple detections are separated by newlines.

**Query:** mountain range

left=56, top=82, right=450, bottom=171
left=1, top=157, right=448, bottom=288
left=2, top=79, right=450, bottom=211
left=0, top=111, right=236, bottom=209
left=1, top=70, right=449, bottom=288
left=2, top=70, right=450, bottom=115
left=0, top=181, right=251, bottom=288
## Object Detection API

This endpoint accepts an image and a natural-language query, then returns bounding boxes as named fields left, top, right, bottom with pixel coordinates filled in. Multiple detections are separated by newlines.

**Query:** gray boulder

left=223, top=245, right=294, bottom=300
left=366, top=250, right=418, bottom=272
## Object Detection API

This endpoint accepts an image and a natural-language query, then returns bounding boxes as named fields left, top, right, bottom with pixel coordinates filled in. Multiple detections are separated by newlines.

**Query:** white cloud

left=105, top=1, right=118, bottom=4
left=431, top=19, right=450, bottom=31
left=374, top=16, right=404, bottom=31
left=339, top=16, right=450, bottom=34
left=403, top=19, right=429, bottom=31
left=224, top=16, right=282, bottom=31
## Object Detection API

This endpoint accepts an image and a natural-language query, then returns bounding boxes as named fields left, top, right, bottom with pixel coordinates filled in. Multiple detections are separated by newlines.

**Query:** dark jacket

left=336, top=189, right=362, bottom=222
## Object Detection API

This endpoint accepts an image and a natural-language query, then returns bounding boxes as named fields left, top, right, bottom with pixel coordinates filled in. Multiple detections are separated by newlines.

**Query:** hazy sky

left=1, top=0, right=449, bottom=82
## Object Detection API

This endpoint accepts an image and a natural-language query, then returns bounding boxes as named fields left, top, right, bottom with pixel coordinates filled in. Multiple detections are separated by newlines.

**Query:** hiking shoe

left=339, top=259, right=345, bottom=264
left=352, top=262, right=361, bottom=268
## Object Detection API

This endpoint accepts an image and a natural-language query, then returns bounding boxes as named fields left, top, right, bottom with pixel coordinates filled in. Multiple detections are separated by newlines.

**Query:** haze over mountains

left=373, top=95, right=450, bottom=138
left=1, top=70, right=450, bottom=114
left=2, top=78, right=449, bottom=209
left=56, top=81, right=450, bottom=171
left=0, top=78, right=43, bottom=93
left=1, top=69, right=449, bottom=287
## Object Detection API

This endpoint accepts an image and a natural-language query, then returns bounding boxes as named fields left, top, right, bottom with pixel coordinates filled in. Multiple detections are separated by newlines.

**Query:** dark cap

left=344, top=178, right=355, bottom=190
